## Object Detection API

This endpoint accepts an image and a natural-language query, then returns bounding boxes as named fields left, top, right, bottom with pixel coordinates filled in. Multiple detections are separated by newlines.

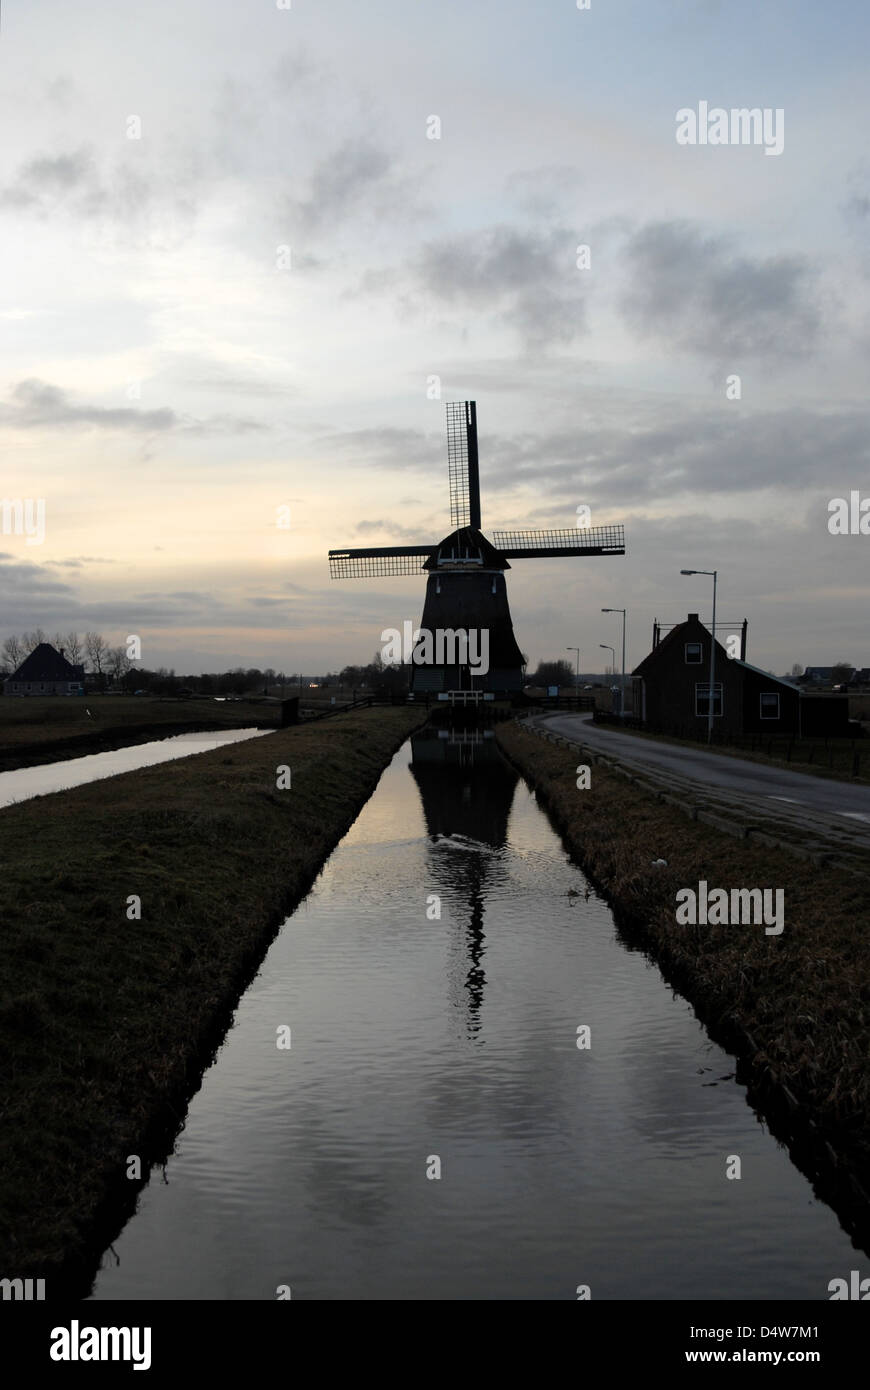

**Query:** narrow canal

left=91, top=731, right=860, bottom=1300
left=0, top=728, right=266, bottom=808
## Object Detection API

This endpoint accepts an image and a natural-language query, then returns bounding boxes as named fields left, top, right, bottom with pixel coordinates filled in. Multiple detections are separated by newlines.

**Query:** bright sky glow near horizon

left=1, top=0, right=869, bottom=675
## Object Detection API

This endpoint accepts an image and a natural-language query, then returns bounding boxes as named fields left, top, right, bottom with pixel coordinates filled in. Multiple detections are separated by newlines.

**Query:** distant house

left=803, top=666, right=835, bottom=684
left=631, top=614, right=849, bottom=739
left=4, top=642, right=85, bottom=696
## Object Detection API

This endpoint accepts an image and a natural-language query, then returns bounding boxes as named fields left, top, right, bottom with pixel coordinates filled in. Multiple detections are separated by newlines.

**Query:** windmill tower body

left=412, top=527, right=525, bottom=692
left=329, top=402, right=626, bottom=696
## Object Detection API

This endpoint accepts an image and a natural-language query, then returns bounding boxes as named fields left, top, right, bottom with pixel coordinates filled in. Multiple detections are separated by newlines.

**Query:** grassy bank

left=497, top=720, right=870, bottom=1245
left=0, top=695, right=281, bottom=771
left=0, top=707, right=424, bottom=1288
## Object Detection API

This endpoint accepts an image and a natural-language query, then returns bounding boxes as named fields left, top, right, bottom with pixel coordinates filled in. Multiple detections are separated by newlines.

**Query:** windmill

left=329, top=401, right=626, bottom=693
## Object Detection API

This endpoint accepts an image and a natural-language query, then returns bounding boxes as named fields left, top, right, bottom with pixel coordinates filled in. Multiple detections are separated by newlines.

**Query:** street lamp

left=602, top=607, right=626, bottom=716
left=599, top=643, right=616, bottom=709
left=566, top=647, right=580, bottom=691
left=681, top=569, right=718, bottom=743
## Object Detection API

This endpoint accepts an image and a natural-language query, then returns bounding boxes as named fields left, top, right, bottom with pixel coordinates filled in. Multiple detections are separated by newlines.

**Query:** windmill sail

left=329, top=546, right=434, bottom=579
left=446, top=401, right=481, bottom=531
left=493, top=525, right=625, bottom=557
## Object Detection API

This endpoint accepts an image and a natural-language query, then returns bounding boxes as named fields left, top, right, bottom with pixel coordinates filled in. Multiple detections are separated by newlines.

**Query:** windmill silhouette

left=329, top=402, right=626, bottom=693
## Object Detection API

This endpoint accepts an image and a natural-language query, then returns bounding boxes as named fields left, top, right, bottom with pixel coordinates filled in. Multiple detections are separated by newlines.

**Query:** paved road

left=535, top=713, right=870, bottom=844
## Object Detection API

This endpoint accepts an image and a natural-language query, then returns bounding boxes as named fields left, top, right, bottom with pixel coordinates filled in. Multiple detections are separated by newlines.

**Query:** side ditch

left=0, top=708, right=426, bottom=1293
left=496, top=718, right=870, bottom=1254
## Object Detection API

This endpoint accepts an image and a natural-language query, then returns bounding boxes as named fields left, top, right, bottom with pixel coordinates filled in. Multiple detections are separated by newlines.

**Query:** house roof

left=632, top=617, right=797, bottom=692
left=728, top=659, right=801, bottom=692
left=632, top=614, right=714, bottom=677
left=7, top=642, right=80, bottom=682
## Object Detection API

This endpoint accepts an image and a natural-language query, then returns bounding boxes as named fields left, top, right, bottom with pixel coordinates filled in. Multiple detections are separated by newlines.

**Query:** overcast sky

left=2, top=0, right=868, bottom=675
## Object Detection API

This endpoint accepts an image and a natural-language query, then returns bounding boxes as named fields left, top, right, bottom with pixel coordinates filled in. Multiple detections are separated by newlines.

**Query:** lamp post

left=681, top=569, right=718, bottom=743
left=599, top=643, right=616, bottom=710
left=566, top=646, right=580, bottom=691
left=602, top=607, right=626, bottom=716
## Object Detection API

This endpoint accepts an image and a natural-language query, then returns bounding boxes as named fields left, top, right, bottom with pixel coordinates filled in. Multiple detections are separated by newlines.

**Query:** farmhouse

left=631, top=614, right=848, bottom=739
left=4, top=643, right=85, bottom=696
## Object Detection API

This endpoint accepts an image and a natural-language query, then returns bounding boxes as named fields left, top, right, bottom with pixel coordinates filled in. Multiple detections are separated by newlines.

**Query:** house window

left=760, top=692, right=780, bottom=720
left=685, top=642, right=703, bottom=664
left=695, top=682, right=723, bottom=717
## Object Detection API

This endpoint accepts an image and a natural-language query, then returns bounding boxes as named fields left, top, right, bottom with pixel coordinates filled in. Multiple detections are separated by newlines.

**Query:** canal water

left=0, top=729, right=267, bottom=808
left=90, top=731, right=860, bottom=1300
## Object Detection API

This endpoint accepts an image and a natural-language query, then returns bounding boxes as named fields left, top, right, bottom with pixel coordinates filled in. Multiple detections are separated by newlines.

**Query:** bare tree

left=790, top=662, right=803, bottom=678
left=108, top=645, right=132, bottom=685
left=85, top=631, right=108, bottom=677
left=2, top=634, right=23, bottom=672
left=65, top=631, right=83, bottom=665
left=22, top=628, right=47, bottom=653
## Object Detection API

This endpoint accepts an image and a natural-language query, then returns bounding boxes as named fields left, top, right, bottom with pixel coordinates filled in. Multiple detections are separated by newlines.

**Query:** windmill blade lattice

left=493, top=525, right=625, bottom=557
left=446, top=401, right=481, bottom=530
left=328, top=546, right=434, bottom=579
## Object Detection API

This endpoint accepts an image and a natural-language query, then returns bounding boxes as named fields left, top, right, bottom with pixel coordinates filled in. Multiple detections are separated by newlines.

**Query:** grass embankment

left=497, top=720, right=870, bottom=1243
left=0, top=707, right=424, bottom=1288
left=0, top=695, right=282, bottom=772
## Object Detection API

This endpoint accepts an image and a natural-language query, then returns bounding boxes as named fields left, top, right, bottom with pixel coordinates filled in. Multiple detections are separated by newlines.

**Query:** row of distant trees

left=5, top=631, right=856, bottom=697
left=0, top=630, right=135, bottom=682
left=0, top=629, right=410, bottom=696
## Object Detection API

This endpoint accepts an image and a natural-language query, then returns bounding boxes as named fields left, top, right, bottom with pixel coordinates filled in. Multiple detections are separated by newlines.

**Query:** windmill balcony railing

left=438, top=690, right=495, bottom=705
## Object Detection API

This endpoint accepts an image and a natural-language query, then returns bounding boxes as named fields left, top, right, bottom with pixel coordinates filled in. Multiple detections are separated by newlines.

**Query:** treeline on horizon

left=0, top=633, right=607, bottom=697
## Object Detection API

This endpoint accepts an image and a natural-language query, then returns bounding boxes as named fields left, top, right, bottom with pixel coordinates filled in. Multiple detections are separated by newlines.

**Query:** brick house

left=4, top=642, right=85, bottom=696
left=631, top=614, right=849, bottom=739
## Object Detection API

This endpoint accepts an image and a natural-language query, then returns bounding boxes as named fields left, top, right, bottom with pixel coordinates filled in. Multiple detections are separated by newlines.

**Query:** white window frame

left=684, top=642, right=703, bottom=664
left=759, top=692, right=780, bottom=720
left=695, top=682, right=723, bottom=718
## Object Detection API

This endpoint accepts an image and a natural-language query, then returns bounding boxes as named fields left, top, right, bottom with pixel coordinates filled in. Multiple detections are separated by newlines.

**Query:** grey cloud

left=0, top=148, right=103, bottom=214
left=291, top=139, right=423, bottom=236
left=44, top=556, right=117, bottom=567
left=0, top=558, right=77, bottom=595
left=2, top=380, right=265, bottom=435
left=45, top=76, right=77, bottom=107
left=0, top=144, right=200, bottom=249
left=354, top=518, right=430, bottom=540
left=504, top=165, right=584, bottom=219
left=414, top=224, right=587, bottom=351
left=619, top=221, right=821, bottom=359
left=6, top=379, right=175, bottom=431
left=842, top=165, right=870, bottom=227
left=483, top=404, right=870, bottom=516
left=319, top=425, right=439, bottom=472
